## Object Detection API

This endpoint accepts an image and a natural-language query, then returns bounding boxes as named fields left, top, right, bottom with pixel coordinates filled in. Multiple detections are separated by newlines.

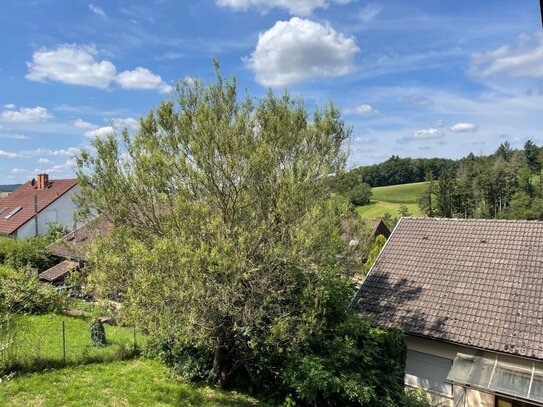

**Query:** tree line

left=418, top=140, right=543, bottom=220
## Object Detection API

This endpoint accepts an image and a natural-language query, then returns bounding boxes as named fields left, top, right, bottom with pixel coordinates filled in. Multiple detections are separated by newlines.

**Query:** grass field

left=1, top=313, right=141, bottom=374
left=0, top=359, right=261, bottom=407
left=357, top=182, right=427, bottom=219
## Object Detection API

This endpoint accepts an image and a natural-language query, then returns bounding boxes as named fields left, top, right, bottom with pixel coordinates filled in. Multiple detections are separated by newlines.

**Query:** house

left=39, top=217, right=110, bottom=284
left=0, top=173, right=80, bottom=239
left=353, top=217, right=543, bottom=407
left=341, top=218, right=391, bottom=246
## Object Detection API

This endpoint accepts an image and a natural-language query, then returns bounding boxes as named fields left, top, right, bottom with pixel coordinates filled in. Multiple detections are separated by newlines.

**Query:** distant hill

left=0, top=184, right=21, bottom=192
left=357, top=182, right=426, bottom=219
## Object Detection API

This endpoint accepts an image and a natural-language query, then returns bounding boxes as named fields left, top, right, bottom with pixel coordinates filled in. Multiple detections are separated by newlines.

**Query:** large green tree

left=76, top=66, right=364, bottom=386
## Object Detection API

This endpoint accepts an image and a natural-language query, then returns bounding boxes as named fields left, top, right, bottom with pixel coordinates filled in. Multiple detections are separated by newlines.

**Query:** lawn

left=0, top=313, right=141, bottom=374
left=0, top=359, right=261, bottom=407
left=371, top=182, right=427, bottom=203
left=357, top=181, right=427, bottom=219
left=357, top=201, right=422, bottom=219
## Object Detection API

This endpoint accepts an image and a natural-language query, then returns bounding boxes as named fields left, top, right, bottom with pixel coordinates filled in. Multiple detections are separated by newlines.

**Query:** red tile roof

left=354, top=217, right=543, bottom=361
left=39, top=260, right=77, bottom=283
left=0, top=178, right=78, bottom=236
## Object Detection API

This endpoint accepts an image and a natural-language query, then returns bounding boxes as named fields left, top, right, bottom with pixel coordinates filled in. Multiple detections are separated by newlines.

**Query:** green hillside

left=357, top=181, right=427, bottom=219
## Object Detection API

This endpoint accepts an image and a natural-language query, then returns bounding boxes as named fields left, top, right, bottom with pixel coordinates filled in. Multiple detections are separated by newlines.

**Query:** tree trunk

left=209, top=337, right=230, bottom=387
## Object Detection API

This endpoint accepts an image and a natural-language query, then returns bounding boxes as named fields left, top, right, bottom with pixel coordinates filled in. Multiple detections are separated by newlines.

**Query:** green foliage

left=417, top=173, right=437, bottom=217
left=329, top=171, right=372, bottom=206
left=90, top=319, right=107, bottom=347
left=74, top=64, right=412, bottom=404
left=0, top=236, right=55, bottom=271
left=0, top=267, right=64, bottom=315
left=363, top=235, right=387, bottom=275
left=398, top=204, right=411, bottom=217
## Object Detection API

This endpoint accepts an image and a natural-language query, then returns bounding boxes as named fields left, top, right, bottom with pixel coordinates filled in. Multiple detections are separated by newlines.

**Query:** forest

left=334, top=140, right=543, bottom=221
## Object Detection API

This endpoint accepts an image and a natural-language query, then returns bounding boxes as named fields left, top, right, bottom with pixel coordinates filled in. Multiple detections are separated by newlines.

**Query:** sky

left=0, top=0, right=542, bottom=184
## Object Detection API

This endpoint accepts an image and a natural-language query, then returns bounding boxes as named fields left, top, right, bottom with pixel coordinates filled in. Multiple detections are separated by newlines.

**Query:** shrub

left=0, top=236, right=55, bottom=271
left=0, top=267, right=64, bottom=314
left=90, top=320, right=107, bottom=347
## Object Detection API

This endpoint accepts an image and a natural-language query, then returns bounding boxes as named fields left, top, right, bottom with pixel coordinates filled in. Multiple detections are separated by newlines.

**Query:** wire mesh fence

left=0, top=313, right=140, bottom=375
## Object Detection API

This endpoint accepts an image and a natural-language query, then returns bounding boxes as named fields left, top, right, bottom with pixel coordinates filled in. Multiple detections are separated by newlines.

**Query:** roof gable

left=0, top=178, right=78, bottom=235
left=354, top=217, right=543, bottom=360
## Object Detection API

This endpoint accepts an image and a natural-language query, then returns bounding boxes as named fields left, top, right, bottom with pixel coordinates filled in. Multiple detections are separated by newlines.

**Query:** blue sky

left=1, top=0, right=542, bottom=183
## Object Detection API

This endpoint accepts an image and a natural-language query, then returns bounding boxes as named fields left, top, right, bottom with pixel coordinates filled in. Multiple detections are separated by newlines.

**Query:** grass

left=0, top=313, right=142, bottom=374
left=357, top=181, right=427, bottom=219
left=371, top=182, right=427, bottom=203
left=357, top=201, right=423, bottom=219
left=0, top=359, right=261, bottom=407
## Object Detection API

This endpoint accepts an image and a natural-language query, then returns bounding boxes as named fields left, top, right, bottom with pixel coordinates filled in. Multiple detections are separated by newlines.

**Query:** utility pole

left=34, top=193, right=39, bottom=236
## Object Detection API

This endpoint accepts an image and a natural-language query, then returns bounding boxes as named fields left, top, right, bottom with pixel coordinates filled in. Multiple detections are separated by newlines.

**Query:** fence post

left=62, top=320, right=66, bottom=364
left=133, top=326, right=136, bottom=352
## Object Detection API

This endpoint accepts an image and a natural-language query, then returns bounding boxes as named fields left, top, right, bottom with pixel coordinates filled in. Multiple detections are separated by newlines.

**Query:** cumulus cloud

left=113, top=117, right=140, bottom=130
left=3, top=104, right=15, bottom=109
left=0, top=150, right=25, bottom=158
left=38, top=158, right=54, bottom=165
left=73, top=118, right=98, bottom=129
left=469, top=34, right=543, bottom=79
left=26, top=44, right=170, bottom=93
left=85, top=126, right=115, bottom=138
left=216, top=0, right=351, bottom=17
left=347, top=104, right=378, bottom=115
left=450, top=122, right=478, bottom=133
left=413, top=128, right=442, bottom=139
left=89, top=3, right=105, bottom=17
left=23, top=147, right=80, bottom=157
left=26, top=44, right=117, bottom=88
left=246, top=18, right=359, bottom=87
left=1, top=106, right=52, bottom=122
left=116, top=67, right=172, bottom=93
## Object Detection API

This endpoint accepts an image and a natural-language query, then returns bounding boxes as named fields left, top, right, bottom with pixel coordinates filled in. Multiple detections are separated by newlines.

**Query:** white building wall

left=405, top=335, right=543, bottom=407
left=15, top=186, right=82, bottom=239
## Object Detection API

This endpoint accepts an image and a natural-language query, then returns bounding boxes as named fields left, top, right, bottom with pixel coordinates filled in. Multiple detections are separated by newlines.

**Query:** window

left=405, top=350, right=453, bottom=396
left=4, top=206, right=22, bottom=219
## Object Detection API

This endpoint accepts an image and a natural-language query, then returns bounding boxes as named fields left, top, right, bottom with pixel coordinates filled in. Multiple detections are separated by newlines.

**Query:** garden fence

left=0, top=314, right=140, bottom=375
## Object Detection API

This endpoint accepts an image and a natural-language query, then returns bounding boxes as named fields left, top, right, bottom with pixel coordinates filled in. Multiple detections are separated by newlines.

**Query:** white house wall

left=405, top=335, right=543, bottom=407
left=16, top=186, right=81, bottom=239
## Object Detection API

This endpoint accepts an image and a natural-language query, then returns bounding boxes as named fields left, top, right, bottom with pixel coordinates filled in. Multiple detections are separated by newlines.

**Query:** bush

left=90, top=320, right=107, bottom=347
left=0, top=266, right=64, bottom=314
left=0, top=236, right=56, bottom=271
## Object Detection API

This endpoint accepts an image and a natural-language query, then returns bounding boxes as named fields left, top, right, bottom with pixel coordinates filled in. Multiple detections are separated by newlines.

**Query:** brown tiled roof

left=353, top=217, right=543, bottom=361
left=48, top=217, right=111, bottom=261
left=0, top=178, right=77, bottom=236
left=39, top=260, right=77, bottom=283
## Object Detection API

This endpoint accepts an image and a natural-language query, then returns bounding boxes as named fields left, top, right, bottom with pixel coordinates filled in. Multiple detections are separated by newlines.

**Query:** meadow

left=357, top=182, right=427, bottom=219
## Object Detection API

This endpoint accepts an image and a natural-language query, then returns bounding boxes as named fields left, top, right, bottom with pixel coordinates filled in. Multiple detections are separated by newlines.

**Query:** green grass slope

left=357, top=181, right=427, bottom=219
left=0, top=359, right=261, bottom=407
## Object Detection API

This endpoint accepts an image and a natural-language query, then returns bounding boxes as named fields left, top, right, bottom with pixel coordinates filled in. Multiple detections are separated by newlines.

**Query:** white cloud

left=246, top=18, right=359, bottom=87
left=73, top=118, right=98, bottom=129
left=23, top=147, right=80, bottom=157
left=26, top=44, right=117, bottom=88
left=0, top=133, right=28, bottom=140
left=469, top=34, right=543, bottom=79
left=116, top=67, right=172, bottom=93
left=113, top=117, right=140, bottom=130
left=357, top=4, right=382, bottom=22
left=85, top=126, right=115, bottom=138
left=89, top=3, right=106, bottom=17
left=1, top=106, right=52, bottom=122
left=216, top=0, right=351, bottom=17
left=347, top=104, right=378, bottom=115
left=413, top=128, right=442, bottom=139
left=26, top=44, right=171, bottom=94
left=0, top=150, right=25, bottom=158
left=450, top=122, right=478, bottom=133
left=11, top=168, right=30, bottom=174
left=3, top=104, right=15, bottom=109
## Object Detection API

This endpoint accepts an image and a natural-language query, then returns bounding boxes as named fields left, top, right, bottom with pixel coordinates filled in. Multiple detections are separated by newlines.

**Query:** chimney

left=37, top=173, right=49, bottom=190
